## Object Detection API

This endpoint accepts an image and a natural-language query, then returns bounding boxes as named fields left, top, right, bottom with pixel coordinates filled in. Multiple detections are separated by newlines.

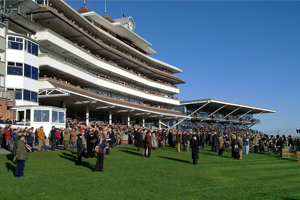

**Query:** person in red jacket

left=5, top=127, right=12, bottom=150
left=146, top=132, right=152, bottom=158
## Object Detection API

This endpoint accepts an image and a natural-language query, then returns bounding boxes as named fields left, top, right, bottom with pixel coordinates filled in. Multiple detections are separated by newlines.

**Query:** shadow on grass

left=6, top=162, right=16, bottom=175
left=6, top=154, right=15, bottom=163
left=59, top=153, right=94, bottom=171
left=200, top=151, right=231, bottom=159
left=159, top=156, right=191, bottom=164
left=118, top=149, right=142, bottom=157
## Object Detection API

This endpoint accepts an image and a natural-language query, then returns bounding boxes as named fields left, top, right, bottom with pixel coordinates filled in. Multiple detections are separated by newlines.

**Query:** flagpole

left=105, top=0, right=107, bottom=14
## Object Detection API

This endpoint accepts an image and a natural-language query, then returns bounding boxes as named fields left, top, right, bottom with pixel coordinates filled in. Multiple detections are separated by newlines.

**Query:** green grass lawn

left=1, top=145, right=300, bottom=200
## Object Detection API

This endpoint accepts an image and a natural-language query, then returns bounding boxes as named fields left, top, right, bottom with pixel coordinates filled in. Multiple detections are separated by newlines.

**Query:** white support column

left=159, top=117, right=162, bottom=130
left=86, top=106, right=89, bottom=125
left=127, top=113, right=130, bottom=126
left=109, top=110, right=112, bottom=125
left=142, top=116, right=145, bottom=127
left=63, top=100, right=67, bottom=109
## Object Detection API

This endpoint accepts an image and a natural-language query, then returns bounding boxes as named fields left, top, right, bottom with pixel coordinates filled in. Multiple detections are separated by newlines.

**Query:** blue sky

left=66, top=0, right=300, bottom=136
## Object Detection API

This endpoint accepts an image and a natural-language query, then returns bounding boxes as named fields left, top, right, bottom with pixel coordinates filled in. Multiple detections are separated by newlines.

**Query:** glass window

left=27, top=41, right=38, bottom=56
left=42, top=110, right=49, bottom=122
left=59, top=112, right=65, bottom=123
left=27, top=41, right=32, bottom=54
left=23, top=89, right=30, bottom=101
left=24, top=64, right=31, bottom=78
left=34, top=110, right=41, bottom=122
left=10, top=42, right=23, bottom=50
left=31, top=91, right=38, bottom=102
left=15, top=89, right=22, bottom=100
left=8, top=37, right=15, bottom=41
left=7, top=62, right=23, bottom=76
left=52, top=111, right=58, bottom=123
left=32, top=43, right=38, bottom=56
left=32, top=67, right=38, bottom=80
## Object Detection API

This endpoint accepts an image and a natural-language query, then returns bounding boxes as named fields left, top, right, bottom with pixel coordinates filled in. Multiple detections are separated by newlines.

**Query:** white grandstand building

left=0, top=0, right=187, bottom=133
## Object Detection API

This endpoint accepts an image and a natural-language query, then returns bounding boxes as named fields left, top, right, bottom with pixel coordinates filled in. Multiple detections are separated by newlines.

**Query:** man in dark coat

left=50, top=126, right=56, bottom=150
left=26, top=129, right=34, bottom=152
left=109, top=129, right=114, bottom=148
left=213, top=132, right=219, bottom=152
left=136, top=131, right=143, bottom=151
left=77, top=134, right=85, bottom=164
left=191, top=134, right=199, bottom=164
left=200, top=132, right=205, bottom=149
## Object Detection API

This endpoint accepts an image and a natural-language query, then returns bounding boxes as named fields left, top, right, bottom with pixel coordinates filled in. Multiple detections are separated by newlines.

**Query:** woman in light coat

left=151, top=131, right=157, bottom=150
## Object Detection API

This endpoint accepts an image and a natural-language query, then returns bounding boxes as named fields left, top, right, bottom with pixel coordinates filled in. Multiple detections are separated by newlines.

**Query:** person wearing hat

left=191, top=134, right=199, bottom=164
left=15, top=135, right=28, bottom=177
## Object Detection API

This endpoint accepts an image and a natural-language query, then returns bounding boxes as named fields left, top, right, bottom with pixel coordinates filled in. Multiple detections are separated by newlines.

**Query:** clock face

left=128, top=19, right=134, bottom=31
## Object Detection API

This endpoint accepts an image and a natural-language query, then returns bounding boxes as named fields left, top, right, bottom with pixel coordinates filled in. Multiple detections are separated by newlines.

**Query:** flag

left=296, top=129, right=300, bottom=133
left=122, top=13, right=125, bottom=18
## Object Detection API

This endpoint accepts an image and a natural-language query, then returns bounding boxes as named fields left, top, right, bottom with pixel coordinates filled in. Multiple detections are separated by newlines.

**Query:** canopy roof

left=181, top=98, right=276, bottom=116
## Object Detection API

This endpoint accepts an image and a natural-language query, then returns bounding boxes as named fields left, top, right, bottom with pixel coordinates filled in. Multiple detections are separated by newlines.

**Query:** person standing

left=231, top=135, right=239, bottom=159
left=87, top=132, right=96, bottom=159
left=77, top=134, right=85, bottom=164
left=146, top=132, right=152, bottom=158
left=176, top=131, right=181, bottom=153
left=218, top=135, right=225, bottom=156
left=186, top=132, right=191, bottom=151
left=94, top=136, right=106, bottom=172
left=237, top=135, right=244, bottom=160
left=142, top=129, right=147, bottom=157
left=15, top=135, right=28, bottom=177
left=63, top=128, right=70, bottom=150
left=151, top=131, right=157, bottom=150
left=5, top=126, right=12, bottom=150
left=37, top=126, right=44, bottom=152
left=26, top=129, right=34, bottom=152
left=243, top=134, right=249, bottom=155
left=50, top=126, right=56, bottom=150
left=200, top=132, right=205, bottom=149
left=191, top=134, right=199, bottom=164
left=213, top=132, right=219, bottom=152
left=70, top=128, right=77, bottom=152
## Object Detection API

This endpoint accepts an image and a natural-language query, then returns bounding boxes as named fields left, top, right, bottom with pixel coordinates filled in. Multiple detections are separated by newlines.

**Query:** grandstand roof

left=180, top=98, right=275, bottom=116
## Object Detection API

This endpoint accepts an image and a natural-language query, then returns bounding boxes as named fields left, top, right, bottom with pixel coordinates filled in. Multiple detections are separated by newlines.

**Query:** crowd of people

left=48, top=4, right=176, bottom=88
left=1, top=120, right=299, bottom=177
left=186, top=110, right=261, bottom=122
left=47, top=76, right=172, bottom=109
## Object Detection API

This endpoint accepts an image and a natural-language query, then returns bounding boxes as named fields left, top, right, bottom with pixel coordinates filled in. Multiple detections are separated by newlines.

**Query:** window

left=32, top=67, right=38, bottom=80
left=15, top=89, right=22, bottom=100
left=24, top=64, right=38, bottom=80
left=8, top=37, right=23, bottom=50
left=23, top=89, right=30, bottom=101
left=52, top=111, right=58, bottom=123
left=34, top=110, right=49, bottom=122
left=24, top=64, right=31, bottom=78
left=27, top=41, right=38, bottom=56
left=7, top=62, right=23, bottom=76
left=59, top=112, right=65, bottom=123
left=31, top=91, right=38, bottom=102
